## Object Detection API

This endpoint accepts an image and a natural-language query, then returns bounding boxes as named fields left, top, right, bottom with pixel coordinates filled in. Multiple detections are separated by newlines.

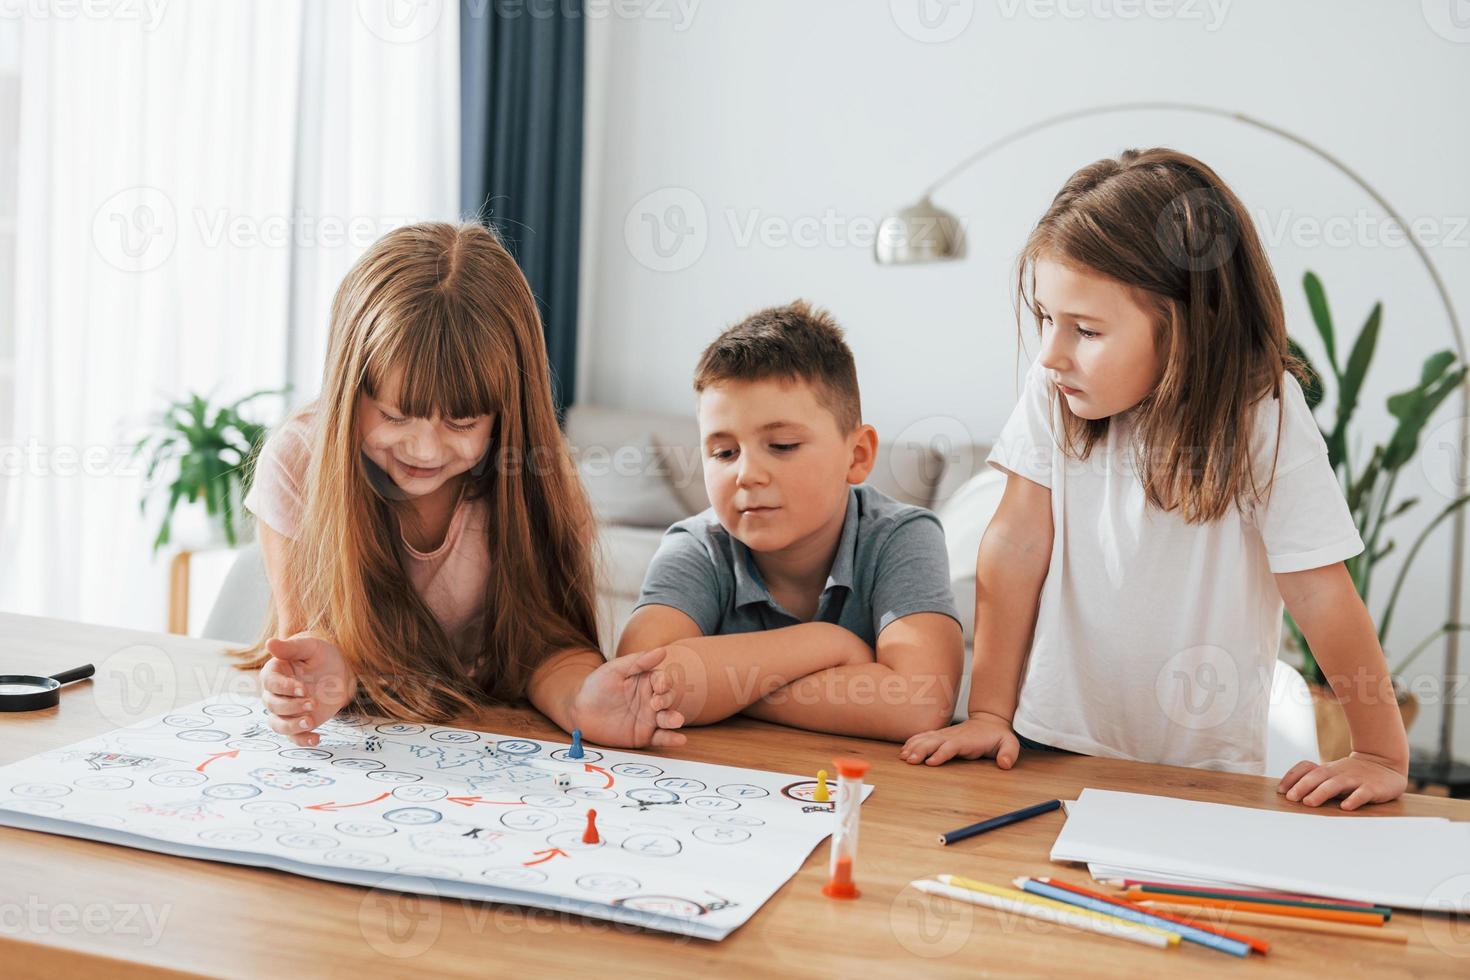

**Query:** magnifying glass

left=0, top=664, right=96, bottom=712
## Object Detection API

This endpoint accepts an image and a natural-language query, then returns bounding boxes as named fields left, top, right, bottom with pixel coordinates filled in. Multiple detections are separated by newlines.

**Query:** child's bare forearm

left=743, top=662, right=955, bottom=741
left=524, top=648, right=601, bottom=733
left=968, top=519, right=1049, bottom=721
left=661, top=622, right=868, bottom=726
left=1298, top=593, right=1409, bottom=770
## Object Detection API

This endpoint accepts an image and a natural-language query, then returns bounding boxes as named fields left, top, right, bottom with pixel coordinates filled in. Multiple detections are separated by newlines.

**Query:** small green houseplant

left=1286, top=272, right=1468, bottom=749
left=131, top=388, right=288, bottom=553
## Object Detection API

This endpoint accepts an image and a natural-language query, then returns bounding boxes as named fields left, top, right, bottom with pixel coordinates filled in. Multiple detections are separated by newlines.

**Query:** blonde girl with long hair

left=233, top=221, right=686, bottom=750
left=901, top=149, right=1408, bottom=809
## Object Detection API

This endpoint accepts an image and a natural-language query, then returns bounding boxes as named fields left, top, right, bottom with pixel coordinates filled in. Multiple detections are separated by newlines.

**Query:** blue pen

left=1015, top=878, right=1250, bottom=958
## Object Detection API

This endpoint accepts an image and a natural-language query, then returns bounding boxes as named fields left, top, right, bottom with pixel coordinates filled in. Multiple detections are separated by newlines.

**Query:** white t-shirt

left=986, top=360, right=1363, bottom=774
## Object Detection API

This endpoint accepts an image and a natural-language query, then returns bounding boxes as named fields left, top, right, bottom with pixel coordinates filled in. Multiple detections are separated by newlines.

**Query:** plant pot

left=1309, top=682, right=1419, bottom=762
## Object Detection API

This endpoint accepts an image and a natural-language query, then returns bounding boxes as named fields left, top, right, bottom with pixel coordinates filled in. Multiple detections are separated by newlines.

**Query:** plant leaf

left=1303, top=271, right=1339, bottom=377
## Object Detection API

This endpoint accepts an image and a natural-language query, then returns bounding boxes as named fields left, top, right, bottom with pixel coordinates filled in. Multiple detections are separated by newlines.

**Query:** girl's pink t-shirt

left=242, top=406, right=491, bottom=639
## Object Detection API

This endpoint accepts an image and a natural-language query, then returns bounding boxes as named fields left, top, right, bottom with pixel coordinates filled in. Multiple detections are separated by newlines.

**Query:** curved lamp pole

left=876, top=101, right=1469, bottom=787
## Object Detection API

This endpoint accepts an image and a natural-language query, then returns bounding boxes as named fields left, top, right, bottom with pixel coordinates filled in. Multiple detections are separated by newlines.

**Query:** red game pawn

left=582, top=808, right=600, bottom=845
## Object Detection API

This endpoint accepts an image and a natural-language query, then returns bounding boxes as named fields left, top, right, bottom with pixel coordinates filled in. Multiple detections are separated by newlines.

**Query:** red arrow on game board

left=306, top=792, right=391, bottom=812
left=445, top=795, right=527, bottom=807
left=523, top=848, right=568, bottom=866
left=584, top=764, right=613, bottom=789
left=195, top=750, right=240, bottom=772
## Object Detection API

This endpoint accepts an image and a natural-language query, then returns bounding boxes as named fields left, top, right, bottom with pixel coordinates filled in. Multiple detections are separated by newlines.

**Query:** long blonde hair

left=232, top=222, right=599, bottom=720
left=1016, top=147, right=1306, bottom=523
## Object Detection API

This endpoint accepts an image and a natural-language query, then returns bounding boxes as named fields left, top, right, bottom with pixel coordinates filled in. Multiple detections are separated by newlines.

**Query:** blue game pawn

left=568, top=729, right=584, bottom=759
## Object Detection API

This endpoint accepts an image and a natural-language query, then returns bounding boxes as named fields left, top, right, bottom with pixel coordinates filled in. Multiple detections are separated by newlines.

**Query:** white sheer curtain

left=2, top=2, right=460, bottom=631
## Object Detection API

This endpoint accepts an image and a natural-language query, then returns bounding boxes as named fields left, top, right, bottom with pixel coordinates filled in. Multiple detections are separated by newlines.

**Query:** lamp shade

left=874, top=196, right=966, bottom=264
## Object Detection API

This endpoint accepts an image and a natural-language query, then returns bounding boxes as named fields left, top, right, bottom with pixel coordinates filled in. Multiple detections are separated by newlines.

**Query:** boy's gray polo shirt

left=633, top=484, right=960, bottom=646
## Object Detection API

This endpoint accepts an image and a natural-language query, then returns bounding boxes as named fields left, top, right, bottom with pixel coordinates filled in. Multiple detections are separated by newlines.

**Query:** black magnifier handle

left=48, top=665, right=96, bottom=685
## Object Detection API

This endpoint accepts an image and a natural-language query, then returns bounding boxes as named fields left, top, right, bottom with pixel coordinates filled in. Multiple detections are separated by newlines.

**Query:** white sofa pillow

left=576, top=434, right=689, bottom=529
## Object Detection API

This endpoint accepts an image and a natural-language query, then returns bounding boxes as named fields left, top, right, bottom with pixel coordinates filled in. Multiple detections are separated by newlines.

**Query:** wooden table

left=2, top=612, right=1467, bottom=978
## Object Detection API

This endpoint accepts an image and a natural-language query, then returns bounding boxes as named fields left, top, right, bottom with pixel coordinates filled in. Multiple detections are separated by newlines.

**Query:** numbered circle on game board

left=240, top=800, right=299, bottom=814
left=279, top=748, right=332, bottom=761
left=277, top=832, right=339, bottom=850
left=565, top=787, right=616, bottom=801
left=254, top=816, right=313, bottom=831
left=375, top=722, right=425, bottom=736
left=331, top=757, right=385, bottom=771
left=548, top=829, right=604, bottom=852
left=149, top=770, right=208, bottom=788
left=493, top=739, right=541, bottom=757
left=654, top=777, right=704, bottom=793
left=624, top=788, right=678, bottom=806
left=0, top=799, right=62, bottom=814
left=683, top=795, right=738, bottom=812
left=203, top=783, right=262, bottom=800
left=499, top=809, right=557, bottom=832
left=73, top=774, right=133, bottom=791
left=716, top=783, right=768, bottom=800
left=615, top=895, right=703, bottom=917
left=336, top=820, right=397, bottom=839
left=411, top=832, right=499, bottom=858
left=322, top=849, right=389, bottom=868
left=549, top=747, right=603, bottom=764
left=391, top=784, right=448, bottom=803
left=163, top=714, right=210, bottom=729
left=576, top=873, right=641, bottom=895
left=519, top=792, right=575, bottom=809
left=619, top=832, right=682, bottom=857
left=203, top=703, right=253, bottom=718
left=198, top=828, right=261, bottom=845
left=11, top=782, right=71, bottom=798
left=225, top=738, right=279, bottom=752
left=481, top=867, right=545, bottom=886
left=383, top=806, right=442, bottom=826
left=692, top=824, right=752, bottom=845
left=176, top=729, right=229, bottom=742
left=609, top=763, right=663, bottom=779
left=429, top=729, right=481, bottom=744
left=365, top=770, right=421, bottom=784
left=708, top=813, right=764, bottom=827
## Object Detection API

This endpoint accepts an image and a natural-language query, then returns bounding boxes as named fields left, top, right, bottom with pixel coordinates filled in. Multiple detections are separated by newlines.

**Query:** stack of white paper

left=1051, top=789, right=1470, bottom=912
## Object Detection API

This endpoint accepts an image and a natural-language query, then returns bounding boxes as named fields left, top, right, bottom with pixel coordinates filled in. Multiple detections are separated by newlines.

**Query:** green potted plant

left=1287, top=272, right=1469, bottom=758
left=130, top=387, right=288, bottom=553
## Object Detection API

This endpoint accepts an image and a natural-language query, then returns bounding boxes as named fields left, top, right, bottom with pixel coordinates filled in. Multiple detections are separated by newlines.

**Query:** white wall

left=577, top=1, right=1470, bottom=760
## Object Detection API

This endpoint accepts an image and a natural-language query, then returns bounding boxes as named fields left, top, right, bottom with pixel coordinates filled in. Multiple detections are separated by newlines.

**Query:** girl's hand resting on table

left=571, top=648, right=686, bottom=750
left=899, top=712, right=1021, bottom=768
left=1276, top=752, right=1408, bottom=811
left=259, top=633, right=358, bottom=746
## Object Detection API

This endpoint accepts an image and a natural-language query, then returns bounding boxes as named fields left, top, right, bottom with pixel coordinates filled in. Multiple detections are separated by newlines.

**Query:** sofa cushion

left=576, top=433, right=688, bottom=528
left=594, top=524, right=669, bottom=600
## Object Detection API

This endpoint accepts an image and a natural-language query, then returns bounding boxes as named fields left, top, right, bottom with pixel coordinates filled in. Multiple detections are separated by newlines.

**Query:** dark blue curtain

left=460, top=1, right=585, bottom=414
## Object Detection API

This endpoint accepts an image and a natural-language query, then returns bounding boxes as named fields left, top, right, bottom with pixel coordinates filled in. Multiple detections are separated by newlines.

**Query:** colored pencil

left=1122, top=884, right=1391, bottom=919
left=937, top=875, right=1181, bottom=943
left=1136, top=901, right=1410, bottom=945
left=1125, top=889, right=1386, bottom=926
left=1032, top=877, right=1268, bottom=955
left=938, top=798, right=1062, bottom=845
left=1103, top=878, right=1379, bottom=908
left=913, top=880, right=1175, bottom=950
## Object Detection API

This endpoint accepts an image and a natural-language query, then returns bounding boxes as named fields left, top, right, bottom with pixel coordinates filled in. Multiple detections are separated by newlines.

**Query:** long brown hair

left=1016, top=147, right=1306, bottom=523
left=232, top=221, right=599, bottom=721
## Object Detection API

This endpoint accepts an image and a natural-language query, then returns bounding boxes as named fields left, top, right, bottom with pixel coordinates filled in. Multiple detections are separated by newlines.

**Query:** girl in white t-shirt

left=232, top=222, right=685, bottom=751
left=901, top=148, right=1408, bottom=809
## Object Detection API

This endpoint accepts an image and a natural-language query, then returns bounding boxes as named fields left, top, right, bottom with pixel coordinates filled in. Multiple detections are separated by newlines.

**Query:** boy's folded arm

left=742, top=612, right=963, bottom=741
left=618, top=604, right=870, bottom=726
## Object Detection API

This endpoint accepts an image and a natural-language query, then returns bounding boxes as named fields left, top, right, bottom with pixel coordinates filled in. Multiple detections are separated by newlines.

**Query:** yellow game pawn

left=813, top=769, right=829, bottom=803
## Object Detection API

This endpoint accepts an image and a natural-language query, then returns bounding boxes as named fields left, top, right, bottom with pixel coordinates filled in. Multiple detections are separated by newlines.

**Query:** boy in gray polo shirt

left=615, top=301, right=963, bottom=742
